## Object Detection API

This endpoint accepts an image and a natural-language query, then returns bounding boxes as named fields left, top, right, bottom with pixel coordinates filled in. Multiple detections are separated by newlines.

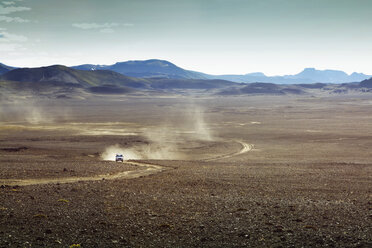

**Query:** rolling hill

left=217, top=83, right=306, bottom=95
left=0, top=65, right=151, bottom=88
left=0, top=63, right=16, bottom=75
left=358, top=78, right=372, bottom=88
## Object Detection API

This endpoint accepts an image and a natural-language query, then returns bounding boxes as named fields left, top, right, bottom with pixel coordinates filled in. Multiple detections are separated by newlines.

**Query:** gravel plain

left=0, top=95, right=371, bottom=247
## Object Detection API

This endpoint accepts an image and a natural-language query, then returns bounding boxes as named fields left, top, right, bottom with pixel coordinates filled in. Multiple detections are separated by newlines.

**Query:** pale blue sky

left=0, top=0, right=371, bottom=75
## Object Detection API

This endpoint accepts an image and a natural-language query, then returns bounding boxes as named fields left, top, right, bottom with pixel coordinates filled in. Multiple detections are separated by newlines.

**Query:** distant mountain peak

left=350, top=72, right=367, bottom=76
left=115, top=59, right=176, bottom=67
left=300, top=67, right=347, bottom=73
left=72, top=59, right=207, bottom=80
left=245, top=72, right=266, bottom=77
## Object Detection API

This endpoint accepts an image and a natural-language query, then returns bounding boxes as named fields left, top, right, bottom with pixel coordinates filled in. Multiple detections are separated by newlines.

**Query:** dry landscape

left=0, top=95, right=371, bottom=247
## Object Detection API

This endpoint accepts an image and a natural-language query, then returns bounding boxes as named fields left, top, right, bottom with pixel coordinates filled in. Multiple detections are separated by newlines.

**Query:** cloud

left=0, top=1, right=30, bottom=52
left=0, top=5, right=31, bottom=14
left=100, top=28, right=114, bottom=33
left=2, top=1, right=16, bottom=5
left=72, top=22, right=119, bottom=29
left=0, top=1, right=30, bottom=22
left=0, top=30, right=27, bottom=42
left=0, top=42, right=23, bottom=52
left=72, top=22, right=133, bottom=33
left=0, top=15, right=29, bottom=22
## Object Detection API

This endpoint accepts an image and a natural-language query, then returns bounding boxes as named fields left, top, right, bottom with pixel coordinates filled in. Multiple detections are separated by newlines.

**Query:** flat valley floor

left=0, top=95, right=371, bottom=247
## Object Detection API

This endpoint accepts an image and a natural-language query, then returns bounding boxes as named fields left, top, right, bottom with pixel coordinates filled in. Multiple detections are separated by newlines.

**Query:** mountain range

left=212, top=68, right=371, bottom=84
left=71, top=60, right=371, bottom=84
left=1, top=64, right=372, bottom=99
left=1, top=59, right=370, bottom=84
left=0, top=65, right=238, bottom=98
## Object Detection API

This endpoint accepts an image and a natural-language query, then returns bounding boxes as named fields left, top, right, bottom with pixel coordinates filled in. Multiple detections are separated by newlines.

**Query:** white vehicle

left=115, top=154, right=124, bottom=162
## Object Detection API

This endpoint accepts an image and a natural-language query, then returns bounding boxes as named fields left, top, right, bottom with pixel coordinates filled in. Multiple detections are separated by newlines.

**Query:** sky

left=0, top=0, right=371, bottom=76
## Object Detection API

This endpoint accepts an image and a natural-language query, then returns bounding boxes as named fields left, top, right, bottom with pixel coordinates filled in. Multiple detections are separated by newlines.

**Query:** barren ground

left=0, top=95, right=371, bottom=247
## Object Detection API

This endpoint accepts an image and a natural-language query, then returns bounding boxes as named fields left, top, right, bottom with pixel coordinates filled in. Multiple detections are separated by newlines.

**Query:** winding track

left=1, top=162, right=164, bottom=187
left=1, top=141, right=252, bottom=186
left=203, top=141, right=253, bottom=161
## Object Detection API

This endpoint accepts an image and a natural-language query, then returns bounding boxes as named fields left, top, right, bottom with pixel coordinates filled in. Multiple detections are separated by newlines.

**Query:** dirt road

left=203, top=140, right=253, bottom=161
left=0, top=162, right=164, bottom=186
left=0, top=141, right=253, bottom=186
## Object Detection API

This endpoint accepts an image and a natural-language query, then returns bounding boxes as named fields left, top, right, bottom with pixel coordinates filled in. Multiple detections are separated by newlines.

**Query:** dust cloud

left=101, top=105, right=215, bottom=161
left=101, top=144, right=142, bottom=161
left=101, top=126, right=185, bottom=161
left=0, top=99, right=57, bottom=124
left=187, top=106, right=213, bottom=141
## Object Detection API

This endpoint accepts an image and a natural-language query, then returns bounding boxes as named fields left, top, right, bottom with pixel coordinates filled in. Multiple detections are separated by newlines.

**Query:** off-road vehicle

left=115, top=154, right=124, bottom=162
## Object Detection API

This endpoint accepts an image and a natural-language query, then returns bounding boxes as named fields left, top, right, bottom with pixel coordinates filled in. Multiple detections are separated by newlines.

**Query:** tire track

left=0, top=162, right=164, bottom=186
left=203, top=141, right=253, bottom=161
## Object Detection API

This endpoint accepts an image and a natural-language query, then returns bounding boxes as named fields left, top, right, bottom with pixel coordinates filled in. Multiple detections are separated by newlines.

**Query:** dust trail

left=101, top=105, right=214, bottom=161
left=0, top=98, right=69, bottom=124
left=101, top=144, right=142, bottom=160
left=101, top=126, right=184, bottom=161
left=0, top=99, right=48, bottom=124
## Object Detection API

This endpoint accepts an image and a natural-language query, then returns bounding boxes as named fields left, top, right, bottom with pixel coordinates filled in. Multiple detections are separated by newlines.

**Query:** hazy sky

left=0, top=0, right=371, bottom=75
